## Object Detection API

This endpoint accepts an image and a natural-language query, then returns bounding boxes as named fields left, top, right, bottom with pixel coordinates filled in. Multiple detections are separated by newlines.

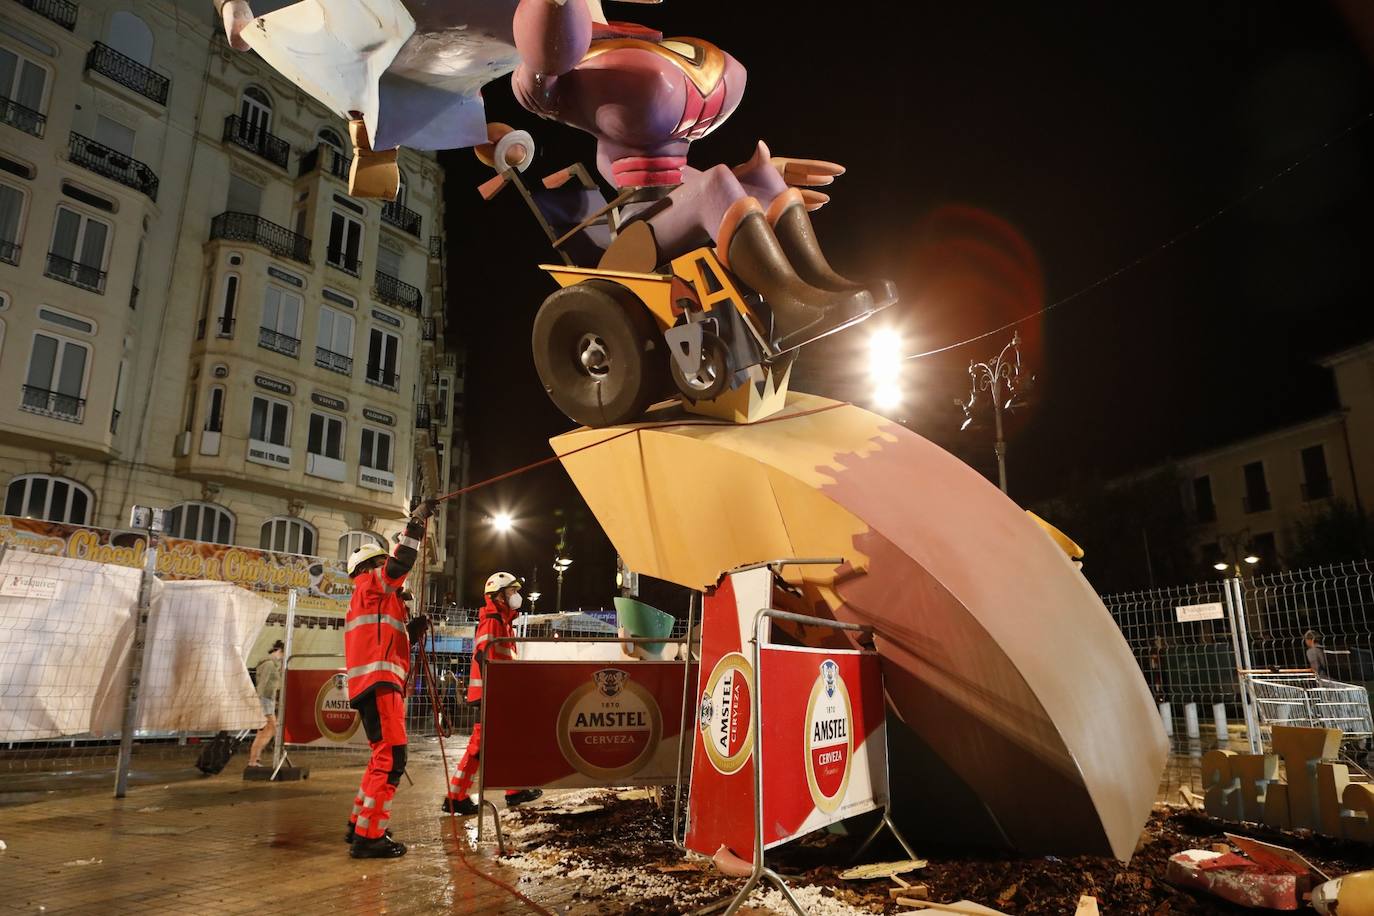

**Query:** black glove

left=406, top=615, right=430, bottom=642
left=411, top=498, right=439, bottom=521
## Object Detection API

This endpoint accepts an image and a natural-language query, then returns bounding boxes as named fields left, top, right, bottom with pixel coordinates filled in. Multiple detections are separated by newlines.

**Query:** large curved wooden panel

left=552, top=392, right=1167, bottom=861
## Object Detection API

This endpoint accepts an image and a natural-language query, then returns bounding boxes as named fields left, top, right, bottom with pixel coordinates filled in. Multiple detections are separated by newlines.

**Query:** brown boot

left=347, top=118, right=399, bottom=201
left=718, top=197, right=872, bottom=345
left=767, top=189, right=897, bottom=308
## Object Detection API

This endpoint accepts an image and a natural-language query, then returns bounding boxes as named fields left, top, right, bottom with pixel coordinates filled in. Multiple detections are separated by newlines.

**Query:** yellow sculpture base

left=683, top=360, right=792, bottom=424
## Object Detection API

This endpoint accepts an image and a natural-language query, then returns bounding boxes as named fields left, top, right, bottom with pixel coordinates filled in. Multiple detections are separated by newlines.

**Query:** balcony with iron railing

left=366, top=364, right=399, bottom=391
left=315, top=347, right=353, bottom=375
left=1242, top=492, right=1272, bottom=514
left=258, top=326, right=300, bottom=358
left=1302, top=478, right=1333, bottom=502
left=86, top=43, right=169, bottom=106
left=214, top=316, right=236, bottom=338
left=326, top=247, right=361, bottom=277
left=422, top=317, right=435, bottom=341
left=434, top=399, right=448, bottom=424
left=68, top=133, right=159, bottom=200
left=381, top=198, right=421, bottom=238
left=10, top=0, right=77, bottom=31
left=298, top=144, right=350, bottom=182
left=1, top=96, right=44, bottom=137
left=0, top=239, right=18, bottom=266
left=209, top=212, right=311, bottom=265
left=223, top=115, right=289, bottom=169
left=416, top=402, right=431, bottom=429
left=373, top=271, right=422, bottom=313
left=21, top=385, right=85, bottom=422
left=45, top=252, right=105, bottom=293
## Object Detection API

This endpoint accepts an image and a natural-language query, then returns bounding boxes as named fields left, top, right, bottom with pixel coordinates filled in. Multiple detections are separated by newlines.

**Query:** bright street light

left=490, top=512, right=514, bottom=533
left=1243, top=555, right=1260, bottom=565
left=1213, top=562, right=1229, bottom=571
left=867, top=328, right=904, bottom=410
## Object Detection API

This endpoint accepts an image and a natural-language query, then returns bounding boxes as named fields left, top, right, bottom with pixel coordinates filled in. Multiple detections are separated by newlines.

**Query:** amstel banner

left=280, top=668, right=370, bottom=747
left=480, top=660, right=693, bottom=789
left=0, top=515, right=351, bottom=610
left=686, top=567, right=889, bottom=860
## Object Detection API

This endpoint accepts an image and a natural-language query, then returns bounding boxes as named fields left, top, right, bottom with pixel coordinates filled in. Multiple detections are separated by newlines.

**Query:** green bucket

left=614, top=597, right=675, bottom=654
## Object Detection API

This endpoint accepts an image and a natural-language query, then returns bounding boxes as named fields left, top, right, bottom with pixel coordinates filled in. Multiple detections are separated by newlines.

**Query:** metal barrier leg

left=479, top=798, right=506, bottom=855
left=673, top=591, right=699, bottom=850
left=850, top=808, right=919, bottom=864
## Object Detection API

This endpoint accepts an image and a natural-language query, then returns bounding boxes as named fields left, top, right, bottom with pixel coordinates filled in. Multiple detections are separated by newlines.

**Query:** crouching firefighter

left=342, top=498, right=437, bottom=859
left=441, top=572, right=543, bottom=814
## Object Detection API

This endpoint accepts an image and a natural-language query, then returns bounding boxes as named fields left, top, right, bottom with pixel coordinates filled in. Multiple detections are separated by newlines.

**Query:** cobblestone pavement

left=2, top=741, right=587, bottom=915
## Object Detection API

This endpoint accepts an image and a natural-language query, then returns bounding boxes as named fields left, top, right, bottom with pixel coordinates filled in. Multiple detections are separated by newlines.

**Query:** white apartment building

left=0, top=0, right=463, bottom=596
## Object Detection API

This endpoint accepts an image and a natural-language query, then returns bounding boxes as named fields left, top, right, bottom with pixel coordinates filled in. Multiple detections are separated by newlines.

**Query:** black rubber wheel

left=531, top=280, right=665, bottom=427
left=669, top=331, right=730, bottom=402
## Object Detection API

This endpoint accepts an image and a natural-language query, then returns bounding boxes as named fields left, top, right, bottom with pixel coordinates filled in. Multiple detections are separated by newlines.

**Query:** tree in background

left=1033, top=466, right=1196, bottom=594
left=1285, top=499, right=1374, bottom=569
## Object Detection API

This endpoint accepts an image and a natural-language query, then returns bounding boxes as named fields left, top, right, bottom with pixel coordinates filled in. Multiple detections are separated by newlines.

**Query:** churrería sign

left=0, top=515, right=350, bottom=610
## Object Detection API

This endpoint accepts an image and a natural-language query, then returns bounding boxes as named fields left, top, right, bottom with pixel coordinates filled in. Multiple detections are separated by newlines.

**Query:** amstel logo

left=804, top=659, right=852, bottom=813
left=557, top=668, right=662, bottom=780
left=698, top=652, right=755, bottom=775
left=315, top=673, right=361, bottom=742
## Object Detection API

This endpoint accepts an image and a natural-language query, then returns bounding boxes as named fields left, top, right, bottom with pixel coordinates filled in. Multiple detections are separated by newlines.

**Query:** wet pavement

left=0, top=729, right=1236, bottom=915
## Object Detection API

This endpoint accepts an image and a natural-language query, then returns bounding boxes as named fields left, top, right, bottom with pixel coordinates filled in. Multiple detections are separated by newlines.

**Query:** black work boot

left=504, top=788, right=544, bottom=807
left=349, top=835, right=407, bottom=859
left=720, top=198, right=873, bottom=346
left=440, top=796, right=479, bottom=816
left=344, top=823, right=392, bottom=843
left=769, top=189, right=898, bottom=308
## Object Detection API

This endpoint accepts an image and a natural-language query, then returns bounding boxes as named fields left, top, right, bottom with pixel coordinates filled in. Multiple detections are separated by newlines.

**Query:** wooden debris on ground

left=894, top=898, right=1008, bottom=914
left=1074, top=894, right=1100, bottom=915
left=839, top=859, right=928, bottom=880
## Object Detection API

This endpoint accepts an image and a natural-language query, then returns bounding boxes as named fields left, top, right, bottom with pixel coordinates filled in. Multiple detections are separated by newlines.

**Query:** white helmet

left=347, top=543, right=388, bottom=576
left=484, top=571, right=521, bottom=595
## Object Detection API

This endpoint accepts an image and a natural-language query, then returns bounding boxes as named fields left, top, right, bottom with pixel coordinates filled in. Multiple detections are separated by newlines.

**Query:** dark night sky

left=440, top=1, right=1374, bottom=606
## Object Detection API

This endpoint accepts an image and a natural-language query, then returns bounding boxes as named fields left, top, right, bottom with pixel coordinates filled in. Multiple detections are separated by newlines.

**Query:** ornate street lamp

left=959, top=332, right=1032, bottom=494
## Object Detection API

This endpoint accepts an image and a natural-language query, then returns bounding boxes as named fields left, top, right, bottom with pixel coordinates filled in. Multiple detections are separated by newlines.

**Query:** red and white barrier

left=280, top=667, right=369, bottom=748
left=481, top=659, right=693, bottom=789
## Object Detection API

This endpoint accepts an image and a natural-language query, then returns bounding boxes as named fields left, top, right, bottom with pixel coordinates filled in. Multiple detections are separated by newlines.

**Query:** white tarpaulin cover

left=138, top=581, right=273, bottom=733
left=0, top=552, right=141, bottom=740
left=0, top=552, right=273, bottom=741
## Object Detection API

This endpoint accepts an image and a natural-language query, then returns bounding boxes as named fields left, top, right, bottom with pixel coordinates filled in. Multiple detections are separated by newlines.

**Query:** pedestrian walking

left=246, top=640, right=284, bottom=767
left=442, top=572, right=543, bottom=815
left=342, top=499, right=436, bottom=859
left=1305, top=630, right=1330, bottom=678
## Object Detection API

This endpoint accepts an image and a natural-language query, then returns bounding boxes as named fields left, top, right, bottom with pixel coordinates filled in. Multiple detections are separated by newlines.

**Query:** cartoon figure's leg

left=602, top=164, right=874, bottom=344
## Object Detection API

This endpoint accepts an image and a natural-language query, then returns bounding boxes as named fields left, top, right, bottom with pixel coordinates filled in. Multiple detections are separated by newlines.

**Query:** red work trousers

left=446, top=720, right=519, bottom=801
left=350, top=687, right=407, bottom=840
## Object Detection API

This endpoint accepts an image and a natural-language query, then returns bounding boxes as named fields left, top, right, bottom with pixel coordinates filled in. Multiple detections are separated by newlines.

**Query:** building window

left=4, top=474, right=92, bottom=524
left=249, top=395, right=290, bottom=446
left=317, top=126, right=344, bottom=151
left=47, top=205, right=110, bottom=293
left=377, top=244, right=402, bottom=279
left=366, top=327, right=399, bottom=389
left=338, top=529, right=386, bottom=563
left=1301, top=445, right=1331, bottom=501
left=1191, top=477, right=1216, bottom=523
left=216, top=273, right=239, bottom=337
left=22, top=331, right=89, bottom=421
left=259, top=284, right=301, bottom=357
left=260, top=516, right=315, bottom=556
left=38, top=306, right=95, bottom=334
left=204, top=385, right=225, bottom=432
left=0, top=181, right=24, bottom=264
left=326, top=210, right=363, bottom=274
left=360, top=427, right=393, bottom=472
left=239, top=87, right=272, bottom=136
left=165, top=501, right=234, bottom=545
left=1243, top=461, right=1270, bottom=513
left=0, top=45, right=48, bottom=136
left=436, top=375, right=450, bottom=423
left=307, top=412, right=344, bottom=460
left=106, top=11, right=154, bottom=67
left=226, top=174, right=261, bottom=216
left=315, top=305, right=353, bottom=374
left=1251, top=532, right=1278, bottom=570
left=93, top=114, right=135, bottom=157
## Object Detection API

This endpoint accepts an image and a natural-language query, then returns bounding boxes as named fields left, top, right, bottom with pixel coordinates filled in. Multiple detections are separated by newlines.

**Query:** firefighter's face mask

left=506, top=589, right=523, bottom=612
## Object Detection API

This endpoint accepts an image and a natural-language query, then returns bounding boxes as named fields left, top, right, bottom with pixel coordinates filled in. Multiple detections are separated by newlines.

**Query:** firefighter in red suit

left=341, top=498, right=436, bottom=859
left=442, top=572, right=543, bottom=814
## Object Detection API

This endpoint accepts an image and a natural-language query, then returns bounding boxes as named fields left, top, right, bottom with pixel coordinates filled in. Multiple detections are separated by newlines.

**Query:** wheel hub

left=578, top=333, right=610, bottom=379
